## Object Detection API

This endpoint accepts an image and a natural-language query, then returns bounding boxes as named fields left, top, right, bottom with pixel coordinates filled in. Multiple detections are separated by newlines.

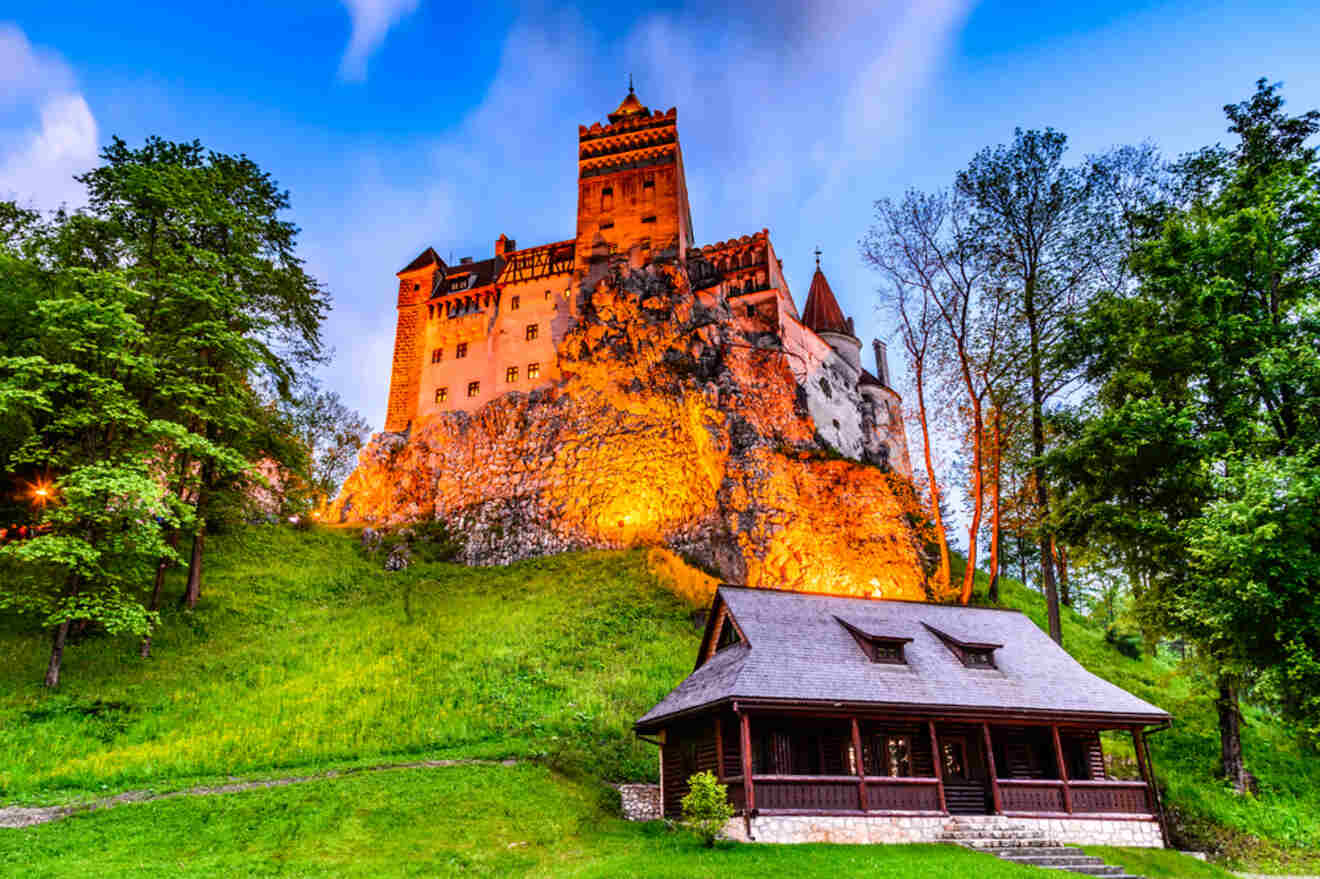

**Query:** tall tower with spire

left=801, top=253, right=862, bottom=373
left=575, top=84, right=694, bottom=269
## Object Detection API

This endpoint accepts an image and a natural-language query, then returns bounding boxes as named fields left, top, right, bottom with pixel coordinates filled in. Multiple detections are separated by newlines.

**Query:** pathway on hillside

left=0, top=758, right=521, bottom=829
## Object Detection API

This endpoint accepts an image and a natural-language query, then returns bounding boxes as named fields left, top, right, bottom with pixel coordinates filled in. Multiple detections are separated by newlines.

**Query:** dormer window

left=716, top=618, right=742, bottom=651
left=835, top=617, right=911, bottom=665
left=923, top=622, right=1002, bottom=669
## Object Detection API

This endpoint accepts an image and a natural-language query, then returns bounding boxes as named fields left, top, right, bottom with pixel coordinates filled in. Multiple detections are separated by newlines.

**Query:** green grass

left=0, top=763, right=1055, bottom=878
left=0, top=526, right=694, bottom=803
left=1082, top=847, right=1239, bottom=879
left=0, top=525, right=1317, bottom=874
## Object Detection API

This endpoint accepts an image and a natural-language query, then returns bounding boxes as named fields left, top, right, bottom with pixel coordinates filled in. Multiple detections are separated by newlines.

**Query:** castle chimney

left=873, top=339, right=891, bottom=387
left=495, top=234, right=516, bottom=257
left=460, top=256, right=474, bottom=265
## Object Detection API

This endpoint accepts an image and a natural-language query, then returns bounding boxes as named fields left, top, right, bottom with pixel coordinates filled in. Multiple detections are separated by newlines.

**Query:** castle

left=382, top=86, right=911, bottom=478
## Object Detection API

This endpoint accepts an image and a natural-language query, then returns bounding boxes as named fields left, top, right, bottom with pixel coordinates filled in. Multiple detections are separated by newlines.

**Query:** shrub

left=1106, top=624, right=1144, bottom=659
left=680, top=770, right=735, bottom=847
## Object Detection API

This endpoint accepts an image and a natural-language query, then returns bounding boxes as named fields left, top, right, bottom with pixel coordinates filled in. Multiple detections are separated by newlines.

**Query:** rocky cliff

left=332, top=254, right=936, bottom=599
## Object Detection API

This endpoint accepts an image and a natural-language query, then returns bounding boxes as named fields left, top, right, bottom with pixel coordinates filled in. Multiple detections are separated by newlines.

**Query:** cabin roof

left=636, top=586, right=1170, bottom=731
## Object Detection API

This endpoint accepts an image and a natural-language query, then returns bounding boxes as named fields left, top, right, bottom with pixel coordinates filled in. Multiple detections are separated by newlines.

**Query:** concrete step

left=941, top=837, right=1056, bottom=848
left=940, top=829, right=1050, bottom=839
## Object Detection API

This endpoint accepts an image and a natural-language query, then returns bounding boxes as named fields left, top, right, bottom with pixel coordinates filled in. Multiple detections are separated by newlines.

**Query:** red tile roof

left=801, top=266, right=851, bottom=335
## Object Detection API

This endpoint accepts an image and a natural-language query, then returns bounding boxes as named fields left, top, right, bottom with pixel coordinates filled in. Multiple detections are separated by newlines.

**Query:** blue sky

left=3, top=0, right=1318, bottom=444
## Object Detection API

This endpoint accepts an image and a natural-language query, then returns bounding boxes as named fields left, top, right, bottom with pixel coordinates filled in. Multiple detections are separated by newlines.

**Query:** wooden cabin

left=635, top=587, right=1171, bottom=845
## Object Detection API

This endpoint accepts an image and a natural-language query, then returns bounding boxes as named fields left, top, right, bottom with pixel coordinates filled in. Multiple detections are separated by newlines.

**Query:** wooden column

left=851, top=716, right=868, bottom=812
left=1051, top=724, right=1074, bottom=814
left=739, top=710, right=756, bottom=813
left=1132, top=726, right=1154, bottom=813
left=928, top=720, right=948, bottom=814
left=981, top=722, right=1002, bottom=814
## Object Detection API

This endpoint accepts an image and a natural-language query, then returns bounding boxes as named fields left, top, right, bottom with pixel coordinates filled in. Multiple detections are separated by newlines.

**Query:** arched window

left=601, top=186, right=614, bottom=212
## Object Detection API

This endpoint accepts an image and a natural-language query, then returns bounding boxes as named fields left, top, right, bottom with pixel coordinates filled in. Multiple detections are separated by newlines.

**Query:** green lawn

left=0, top=762, right=1062, bottom=878
left=0, top=525, right=1317, bottom=873
left=1082, top=847, right=1238, bottom=879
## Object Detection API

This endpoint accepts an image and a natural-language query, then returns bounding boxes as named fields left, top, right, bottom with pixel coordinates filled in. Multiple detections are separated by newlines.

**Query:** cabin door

left=939, top=733, right=991, bottom=814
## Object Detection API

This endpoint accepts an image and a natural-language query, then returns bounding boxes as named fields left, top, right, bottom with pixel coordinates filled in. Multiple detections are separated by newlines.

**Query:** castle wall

left=384, top=265, right=438, bottom=431
left=414, top=275, right=569, bottom=418
left=778, top=310, right=873, bottom=463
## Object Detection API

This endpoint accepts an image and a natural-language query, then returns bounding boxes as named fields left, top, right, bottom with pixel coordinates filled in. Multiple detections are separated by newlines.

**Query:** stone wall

left=720, top=814, right=1165, bottom=847
left=618, top=784, right=662, bottom=822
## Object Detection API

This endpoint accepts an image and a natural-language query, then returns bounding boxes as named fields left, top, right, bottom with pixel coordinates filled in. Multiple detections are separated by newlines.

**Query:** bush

left=680, top=770, right=735, bottom=847
left=1106, top=624, right=1144, bottom=659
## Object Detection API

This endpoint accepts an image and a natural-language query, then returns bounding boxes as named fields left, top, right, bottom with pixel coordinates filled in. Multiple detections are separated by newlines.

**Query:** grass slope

left=1, top=763, right=1065, bottom=878
left=0, top=525, right=1315, bottom=873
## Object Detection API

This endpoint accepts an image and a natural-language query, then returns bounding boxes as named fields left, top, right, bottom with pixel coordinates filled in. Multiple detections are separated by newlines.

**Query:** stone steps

left=939, top=820, right=1146, bottom=879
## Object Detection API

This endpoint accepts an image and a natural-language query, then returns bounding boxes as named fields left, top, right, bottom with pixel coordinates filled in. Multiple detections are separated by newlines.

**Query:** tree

left=1055, top=80, right=1320, bottom=786
left=76, top=137, right=330, bottom=608
left=280, top=382, right=372, bottom=509
left=680, top=771, right=735, bottom=847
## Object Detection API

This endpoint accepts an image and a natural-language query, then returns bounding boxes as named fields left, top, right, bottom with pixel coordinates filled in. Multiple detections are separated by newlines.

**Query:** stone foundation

left=721, top=814, right=1164, bottom=848
left=618, top=784, right=662, bottom=822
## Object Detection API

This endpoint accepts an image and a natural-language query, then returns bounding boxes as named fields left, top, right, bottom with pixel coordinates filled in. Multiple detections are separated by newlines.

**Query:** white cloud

left=0, top=23, right=98, bottom=209
left=337, top=0, right=419, bottom=82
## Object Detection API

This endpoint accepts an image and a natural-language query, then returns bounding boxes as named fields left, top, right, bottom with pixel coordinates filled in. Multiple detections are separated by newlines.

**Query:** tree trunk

left=1031, top=369, right=1062, bottom=644
left=1216, top=675, right=1250, bottom=794
left=915, top=363, right=951, bottom=593
left=141, top=531, right=179, bottom=658
left=1055, top=540, right=1071, bottom=607
left=987, top=409, right=1003, bottom=603
left=44, top=575, right=80, bottom=688
left=182, top=529, right=204, bottom=609
left=961, top=409, right=985, bottom=605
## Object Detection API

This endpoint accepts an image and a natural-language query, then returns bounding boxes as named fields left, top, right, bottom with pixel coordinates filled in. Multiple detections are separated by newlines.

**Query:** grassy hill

left=0, top=524, right=1313, bottom=875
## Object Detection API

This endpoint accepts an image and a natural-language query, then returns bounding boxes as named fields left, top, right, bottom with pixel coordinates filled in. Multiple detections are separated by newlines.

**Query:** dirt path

left=0, top=758, right=520, bottom=829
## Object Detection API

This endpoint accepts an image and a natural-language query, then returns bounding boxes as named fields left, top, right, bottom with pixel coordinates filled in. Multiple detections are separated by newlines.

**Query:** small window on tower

left=456, top=342, right=468, bottom=359
left=505, top=366, right=519, bottom=383
left=431, top=348, right=443, bottom=364
left=641, top=215, right=656, bottom=224
left=434, top=387, right=448, bottom=404
left=642, top=177, right=655, bottom=189
left=525, top=324, right=539, bottom=341
left=601, top=186, right=613, bottom=212
left=510, top=295, right=520, bottom=311
left=544, top=289, right=552, bottom=300
left=599, top=220, right=614, bottom=230
left=527, top=362, right=541, bottom=380
left=467, top=381, right=480, bottom=398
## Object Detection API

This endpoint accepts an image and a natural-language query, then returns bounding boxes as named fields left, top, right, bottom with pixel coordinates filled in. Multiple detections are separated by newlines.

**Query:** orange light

left=28, top=480, right=54, bottom=508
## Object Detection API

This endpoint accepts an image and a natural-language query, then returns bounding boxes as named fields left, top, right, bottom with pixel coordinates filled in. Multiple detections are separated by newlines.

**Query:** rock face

left=333, top=253, right=935, bottom=599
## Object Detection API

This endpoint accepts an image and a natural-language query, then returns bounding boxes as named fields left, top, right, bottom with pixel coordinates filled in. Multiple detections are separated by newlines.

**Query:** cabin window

left=527, top=362, right=541, bottom=380
left=434, top=387, right=448, bottom=404
left=431, top=348, right=443, bottom=364
left=525, top=323, right=539, bottom=341
left=456, top=342, right=468, bottom=359
left=941, top=740, right=967, bottom=778
left=884, top=735, right=913, bottom=777
left=870, top=641, right=906, bottom=664
left=467, top=381, right=480, bottom=398
left=505, top=366, right=518, bottom=383
left=601, top=186, right=613, bottom=212
left=961, top=647, right=995, bottom=669
left=510, top=295, right=520, bottom=311
left=715, top=618, right=742, bottom=652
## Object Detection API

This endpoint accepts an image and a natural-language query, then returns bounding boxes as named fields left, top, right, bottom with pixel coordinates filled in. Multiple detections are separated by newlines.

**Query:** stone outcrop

left=333, top=253, right=935, bottom=598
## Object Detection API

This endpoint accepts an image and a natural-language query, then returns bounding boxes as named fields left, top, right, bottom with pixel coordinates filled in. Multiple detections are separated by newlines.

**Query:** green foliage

left=680, top=770, right=735, bottom=847
left=1104, top=624, right=1143, bottom=660
left=1082, top=847, right=1237, bottom=879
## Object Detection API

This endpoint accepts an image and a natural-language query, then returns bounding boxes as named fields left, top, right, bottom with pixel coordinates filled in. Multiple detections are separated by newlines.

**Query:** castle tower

left=576, top=85, right=694, bottom=269
left=385, top=247, right=446, bottom=431
left=801, top=258, right=862, bottom=374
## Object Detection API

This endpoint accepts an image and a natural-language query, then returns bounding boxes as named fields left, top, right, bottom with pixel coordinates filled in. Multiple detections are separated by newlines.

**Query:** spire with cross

left=814, top=246, right=822, bottom=269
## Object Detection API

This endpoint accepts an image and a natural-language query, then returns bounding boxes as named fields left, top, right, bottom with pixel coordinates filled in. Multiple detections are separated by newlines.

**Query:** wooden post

left=982, top=722, right=1002, bottom=814
left=929, top=720, right=948, bottom=814
left=1132, top=726, right=1153, bottom=814
left=851, top=716, right=868, bottom=812
left=1051, top=725, right=1073, bottom=814
left=740, top=710, right=756, bottom=813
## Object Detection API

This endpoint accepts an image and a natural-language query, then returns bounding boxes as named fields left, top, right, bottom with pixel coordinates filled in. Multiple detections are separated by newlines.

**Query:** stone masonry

left=719, top=814, right=1164, bottom=848
left=618, top=784, right=662, bottom=822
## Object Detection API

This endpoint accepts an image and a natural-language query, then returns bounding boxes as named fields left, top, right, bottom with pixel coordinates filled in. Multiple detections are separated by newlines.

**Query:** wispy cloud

left=337, top=0, right=419, bottom=82
left=0, top=23, right=98, bottom=209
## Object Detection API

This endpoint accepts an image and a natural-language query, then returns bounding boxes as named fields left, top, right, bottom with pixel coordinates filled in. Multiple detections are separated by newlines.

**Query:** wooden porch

left=661, top=710, right=1160, bottom=820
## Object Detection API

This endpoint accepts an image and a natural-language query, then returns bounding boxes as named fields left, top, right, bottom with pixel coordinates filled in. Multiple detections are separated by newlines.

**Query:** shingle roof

left=802, top=267, right=851, bottom=335
left=398, top=247, right=444, bottom=275
left=636, top=587, right=1170, bottom=730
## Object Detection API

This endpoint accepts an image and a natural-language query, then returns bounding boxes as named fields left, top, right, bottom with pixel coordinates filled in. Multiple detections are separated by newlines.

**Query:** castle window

left=525, top=324, right=539, bottom=341
left=431, top=348, right=443, bottom=364
left=467, top=381, right=480, bottom=398
left=601, top=186, right=613, bottom=212
left=544, top=289, right=552, bottom=300
left=428, top=304, right=434, bottom=319
left=527, top=362, right=541, bottom=380
left=510, top=295, right=520, bottom=311
left=642, top=176, right=655, bottom=189
left=505, top=366, right=519, bottom=383
left=456, top=342, right=468, bottom=359
left=746, top=304, right=756, bottom=317
left=599, top=220, right=614, bottom=230
left=434, top=387, right=448, bottom=403
left=641, top=215, right=656, bottom=224
left=413, top=283, right=420, bottom=292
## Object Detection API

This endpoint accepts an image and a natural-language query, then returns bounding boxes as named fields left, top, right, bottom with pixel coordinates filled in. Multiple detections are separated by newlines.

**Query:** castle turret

left=802, top=260, right=862, bottom=374
left=576, top=85, right=694, bottom=269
